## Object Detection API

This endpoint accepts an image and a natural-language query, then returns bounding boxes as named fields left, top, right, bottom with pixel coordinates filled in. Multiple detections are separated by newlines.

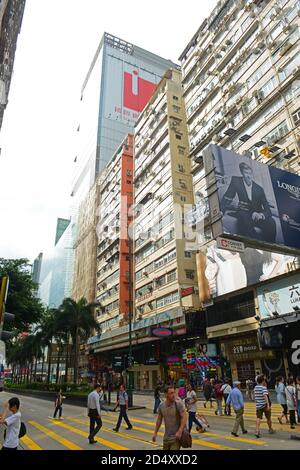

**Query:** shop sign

left=226, top=335, right=275, bottom=360
left=145, top=357, right=159, bottom=365
left=216, top=237, right=245, bottom=253
left=166, top=356, right=182, bottom=368
left=181, top=287, right=194, bottom=298
left=151, top=327, right=173, bottom=338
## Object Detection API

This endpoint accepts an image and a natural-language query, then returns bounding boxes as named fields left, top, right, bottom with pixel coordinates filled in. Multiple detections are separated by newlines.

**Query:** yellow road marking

left=67, top=417, right=237, bottom=451
left=51, top=419, right=128, bottom=450
left=21, top=435, right=43, bottom=450
left=29, top=421, right=82, bottom=450
left=68, top=417, right=159, bottom=448
left=96, top=414, right=267, bottom=446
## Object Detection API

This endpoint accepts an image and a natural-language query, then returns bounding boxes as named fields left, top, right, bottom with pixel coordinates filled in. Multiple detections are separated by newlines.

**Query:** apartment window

left=180, top=196, right=186, bottom=202
left=173, top=105, right=181, bottom=113
left=184, top=251, right=192, bottom=258
left=185, top=270, right=195, bottom=280
left=178, top=147, right=185, bottom=156
left=178, top=164, right=185, bottom=172
left=175, top=134, right=182, bottom=140
left=265, top=120, right=289, bottom=145
left=173, top=95, right=179, bottom=101
left=292, top=108, right=300, bottom=127
left=156, top=291, right=179, bottom=309
left=154, top=249, right=176, bottom=270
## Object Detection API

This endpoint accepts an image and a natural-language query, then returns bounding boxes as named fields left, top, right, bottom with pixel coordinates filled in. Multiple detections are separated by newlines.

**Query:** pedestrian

left=296, top=377, right=300, bottom=424
left=178, top=383, right=186, bottom=400
left=246, top=378, right=253, bottom=401
left=221, top=379, right=232, bottom=416
left=153, top=382, right=161, bottom=414
left=275, top=376, right=288, bottom=425
left=203, top=378, right=213, bottom=408
left=113, top=384, right=133, bottom=432
left=87, top=383, right=102, bottom=444
left=53, top=388, right=66, bottom=419
left=185, top=383, right=203, bottom=432
left=254, top=375, right=275, bottom=438
left=226, top=381, right=248, bottom=437
left=152, top=385, right=187, bottom=450
left=285, top=378, right=297, bottom=430
left=255, top=370, right=261, bottom=384
left=0, top=397, right=21, bottom=451
left=214, top=380, right=223, bottom=416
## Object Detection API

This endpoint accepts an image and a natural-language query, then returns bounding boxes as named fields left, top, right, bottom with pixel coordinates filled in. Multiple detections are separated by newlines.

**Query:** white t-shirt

left=4, top=411, right=21, bottom=449
left=186, top=390, right=197, bottom=413
left=221, top=384, right=232, bottom=395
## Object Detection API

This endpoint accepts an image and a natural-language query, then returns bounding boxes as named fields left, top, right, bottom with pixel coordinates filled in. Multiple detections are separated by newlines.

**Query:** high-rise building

left=179, top=0, right=300, bottom=384
left=0, top=0, right=26, bottom=131
left=71, top=33, right=179, bottom=308
left=87, top=70, right=203, bottom=390
left=72, top=32, right=179, bottom=209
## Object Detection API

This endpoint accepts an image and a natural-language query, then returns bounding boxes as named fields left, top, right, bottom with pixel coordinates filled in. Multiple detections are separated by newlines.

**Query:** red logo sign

left=124, top=70, right=157, bottom=112
left=151, top=327, right=173, bottom=338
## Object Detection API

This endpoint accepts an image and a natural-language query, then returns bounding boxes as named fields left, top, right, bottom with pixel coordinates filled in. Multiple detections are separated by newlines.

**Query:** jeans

left=216, top=399, right=223, bottom=415
left=298, top=400, right=300, bottom=422
left=116, top=405, right=132, bottom=430
left=53, top=405, right=62, bottom=418
left=223, top=395, right=231, bottom=415
left=289, top=410, right=297, bottom=427
left=153, top=398, right=161, bottom=414
left=88, top=409, right=102, bottom=440
left=233, top=408, right=246, bottom=434
left=188, top=411, right=202, bottom=432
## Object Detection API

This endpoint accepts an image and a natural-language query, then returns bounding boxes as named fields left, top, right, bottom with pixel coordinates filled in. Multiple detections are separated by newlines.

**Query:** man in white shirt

left=87, top=383, right=102, bottom=444
left=0, top=397, right=21, bottom=451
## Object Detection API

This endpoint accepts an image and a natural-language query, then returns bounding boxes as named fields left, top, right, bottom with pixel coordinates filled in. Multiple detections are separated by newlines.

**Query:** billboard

left=204, top=145, right=300, bottom=254
left=257, top=273, right=300, bottom=319
left=196, top=240, right=299, bottom=302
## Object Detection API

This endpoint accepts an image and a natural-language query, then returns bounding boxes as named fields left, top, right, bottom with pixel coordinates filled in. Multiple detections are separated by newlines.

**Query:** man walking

left=226, top=381, right=247, bottom=437
left=221, top=379, right=232, bottom=416
left=254, top=375, right=275, bottom=438
left=113, top=384, right=133, bottom=432
left=153, top=382, right=162, bottom=414
left=87, top=383, right=102, bottom=444
left=53, top=389, right=66, bottom=419
left=152, top=386, right=187, bottom=450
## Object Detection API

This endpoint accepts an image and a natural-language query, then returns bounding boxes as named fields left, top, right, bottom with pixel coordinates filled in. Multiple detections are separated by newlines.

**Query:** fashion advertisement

left=196, top=240, right=298, bottom=302
left=257, top=273, right=300, bottom=319
left=206, top=145, right=300, bottom=252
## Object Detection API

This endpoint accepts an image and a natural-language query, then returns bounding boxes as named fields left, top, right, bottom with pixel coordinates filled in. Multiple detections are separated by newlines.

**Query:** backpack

left=4, top=421, right=27, bottom=440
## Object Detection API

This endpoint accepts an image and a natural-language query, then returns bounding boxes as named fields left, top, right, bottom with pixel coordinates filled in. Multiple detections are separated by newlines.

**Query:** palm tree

left=55, top=298, right=101, bottom=385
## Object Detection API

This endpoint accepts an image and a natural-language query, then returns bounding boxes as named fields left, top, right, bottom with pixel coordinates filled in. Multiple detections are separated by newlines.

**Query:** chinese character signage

left=257, top=273, right=300, bottom=319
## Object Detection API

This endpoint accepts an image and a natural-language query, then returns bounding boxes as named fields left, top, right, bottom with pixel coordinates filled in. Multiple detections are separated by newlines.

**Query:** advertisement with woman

left=196, top=241, right=299, bottom=303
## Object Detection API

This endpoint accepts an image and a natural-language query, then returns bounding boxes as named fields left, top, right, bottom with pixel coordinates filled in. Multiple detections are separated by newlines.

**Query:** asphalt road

left=0, top=391, right=299, bottom=451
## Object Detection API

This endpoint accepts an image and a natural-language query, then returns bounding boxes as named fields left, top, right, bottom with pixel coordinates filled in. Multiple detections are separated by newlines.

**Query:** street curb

left=3, top=388, right=146, bottom=410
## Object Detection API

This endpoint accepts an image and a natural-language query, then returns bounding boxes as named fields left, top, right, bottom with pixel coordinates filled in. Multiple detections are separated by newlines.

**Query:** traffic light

left=0, top=277, right=14, bottom=341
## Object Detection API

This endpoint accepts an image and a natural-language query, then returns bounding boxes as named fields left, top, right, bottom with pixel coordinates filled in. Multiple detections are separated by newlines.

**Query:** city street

left=0, top=392, right=299, bottom=451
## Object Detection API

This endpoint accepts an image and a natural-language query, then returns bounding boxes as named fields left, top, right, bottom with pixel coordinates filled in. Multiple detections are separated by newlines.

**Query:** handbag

left=175, top=401, right=192, bottom=448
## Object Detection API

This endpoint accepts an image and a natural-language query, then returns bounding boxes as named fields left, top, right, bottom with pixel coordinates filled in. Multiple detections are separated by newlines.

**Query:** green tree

left=55, top=298, right=101, bottom=384
left=0, top=258, right=45, bottom=333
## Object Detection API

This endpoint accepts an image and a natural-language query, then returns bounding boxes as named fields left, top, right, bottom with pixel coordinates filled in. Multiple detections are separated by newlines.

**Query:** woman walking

left=203, top=378, right=213, bottom=409
left=296, top=376, right=300, bottom=424
left=285, top=378, right=297, bottom=430
left=275, top=376, right=288, bottom=424
left=221, top=379, right=232, bottom=416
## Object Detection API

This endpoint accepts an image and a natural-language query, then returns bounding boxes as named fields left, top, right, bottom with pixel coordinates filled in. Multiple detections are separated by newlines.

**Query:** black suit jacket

left=220, top=176, right=272, bottom=218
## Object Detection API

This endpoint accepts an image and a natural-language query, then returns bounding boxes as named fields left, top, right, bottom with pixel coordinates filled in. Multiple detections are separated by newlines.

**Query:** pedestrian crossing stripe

left=20, top=435, right=43, bottom=451
left=87, top=413, right=268, bottom=446
left=50, top=419, right=128, bottom=450
left=29, top=420, right=83, bottom=450
left=67, top=417, right=238, bottom=451
left=67, top=417, right=160, bottom=448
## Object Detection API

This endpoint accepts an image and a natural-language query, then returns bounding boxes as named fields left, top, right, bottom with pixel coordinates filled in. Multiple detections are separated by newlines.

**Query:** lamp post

left=127, top=229, right=134, bottom=407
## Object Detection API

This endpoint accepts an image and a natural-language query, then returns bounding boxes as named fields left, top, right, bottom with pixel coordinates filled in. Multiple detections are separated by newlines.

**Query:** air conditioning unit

left=279, top=42, right=292, bottom=56
left=160, top=160, right=165, bottom=166
left=143, top=270, right=149, bottom=277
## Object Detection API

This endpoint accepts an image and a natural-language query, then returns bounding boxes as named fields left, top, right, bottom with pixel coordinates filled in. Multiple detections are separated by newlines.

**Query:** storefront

left=221, top=334, right=277, bottom=387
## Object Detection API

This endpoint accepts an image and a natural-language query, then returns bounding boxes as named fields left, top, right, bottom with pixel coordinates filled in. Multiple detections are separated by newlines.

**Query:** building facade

left=179, top=0, right=300, bottom=385
left=0, top=0, right=26, bottom=131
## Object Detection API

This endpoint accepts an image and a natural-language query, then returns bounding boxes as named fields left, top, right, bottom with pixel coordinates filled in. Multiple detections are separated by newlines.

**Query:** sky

left=0, top=0, right=217, bottom=262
